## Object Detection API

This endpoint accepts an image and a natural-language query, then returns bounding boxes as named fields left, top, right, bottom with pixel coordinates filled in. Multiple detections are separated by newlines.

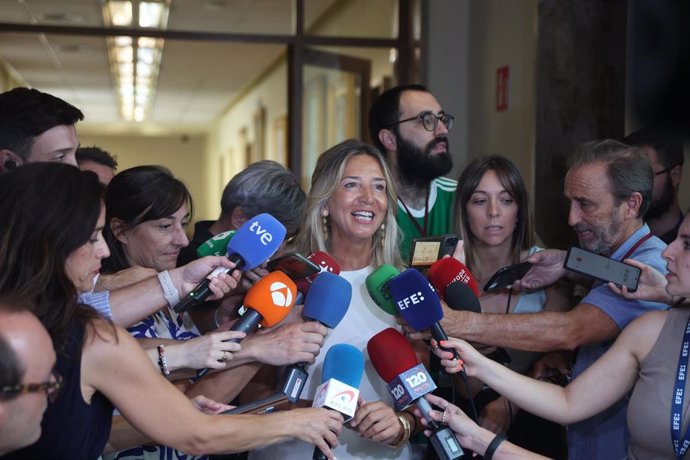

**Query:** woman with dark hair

left=0, top=163, right=342, bottom=460
left=251, top=139, right=417, bottom=460
left=428, top=212, right=690, bottom=459
left=452, top=155, right=570, bottom=453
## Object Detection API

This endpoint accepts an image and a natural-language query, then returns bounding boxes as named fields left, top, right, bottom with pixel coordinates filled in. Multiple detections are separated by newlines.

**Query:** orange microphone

left=228, top=271, right=297, bottom=342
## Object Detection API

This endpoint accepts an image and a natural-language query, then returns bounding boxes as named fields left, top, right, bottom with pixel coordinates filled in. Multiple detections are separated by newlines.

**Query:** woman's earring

left=321, top=208, right=329, bottom=241
left=380, top=222, right=386, bottom=247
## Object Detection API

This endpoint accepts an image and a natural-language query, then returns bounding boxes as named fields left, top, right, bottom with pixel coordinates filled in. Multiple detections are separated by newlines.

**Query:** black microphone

left=174, top=213, right=286, bottom=312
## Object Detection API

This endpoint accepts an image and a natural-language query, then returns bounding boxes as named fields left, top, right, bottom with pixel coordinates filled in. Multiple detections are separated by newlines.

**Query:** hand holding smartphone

left=563, top=247, right=641, bottom=292
left=483, top=262, right=533, bottom=292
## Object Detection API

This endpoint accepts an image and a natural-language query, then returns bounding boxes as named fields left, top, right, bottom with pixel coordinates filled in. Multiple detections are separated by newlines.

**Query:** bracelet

left=484, top=432, right=507, bottom=460
left=387, top=412, right=411, bottom=448
left=157, top=345, right=170, bottom=376
left=157, top=270, right=180, bottom=307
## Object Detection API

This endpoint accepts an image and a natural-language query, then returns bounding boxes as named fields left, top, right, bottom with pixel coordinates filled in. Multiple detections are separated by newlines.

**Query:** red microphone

left=427, top=257, right=480, bottom=300
left=295, top=251, right=340, bottom=294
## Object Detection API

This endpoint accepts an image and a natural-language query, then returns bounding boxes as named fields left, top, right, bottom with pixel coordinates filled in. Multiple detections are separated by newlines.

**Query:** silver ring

left=221, top=351, right=229, bottom=362
left=443, top=401, right=449, bottom=410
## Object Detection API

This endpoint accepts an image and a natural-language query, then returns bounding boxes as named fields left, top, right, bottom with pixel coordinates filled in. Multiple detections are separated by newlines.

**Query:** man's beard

left=572, top=215, right=624, bottom=256
left=645, top=175, right=675, bottom=220
left=396, top=134, right=453, bottom=188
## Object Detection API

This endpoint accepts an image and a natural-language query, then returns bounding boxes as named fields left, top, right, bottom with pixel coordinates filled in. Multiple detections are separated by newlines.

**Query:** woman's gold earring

left=321, top=208, right=329, bottom=241
left=380, top=223, right=386, bottom=247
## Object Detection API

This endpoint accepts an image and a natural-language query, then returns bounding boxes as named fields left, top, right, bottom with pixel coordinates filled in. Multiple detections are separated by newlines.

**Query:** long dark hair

left=102, top=165, right=192, bottom=273
left=0, top=163, right=103, bottom=349
left=453, top=155, right=534, bottom=280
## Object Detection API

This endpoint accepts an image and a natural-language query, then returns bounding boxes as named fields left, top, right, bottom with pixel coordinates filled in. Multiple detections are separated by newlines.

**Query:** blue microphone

left=281, top=272, right=352, bottom=403
left=174, top=213, right=286, bottom=312
left=389, top=268, right=460, bottom=360
left=312, top=344, right=364, bottom=460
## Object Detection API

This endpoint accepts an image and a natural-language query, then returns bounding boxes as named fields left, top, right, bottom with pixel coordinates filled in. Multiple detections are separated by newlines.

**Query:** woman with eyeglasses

left=0, top=163, right=342, bottom=460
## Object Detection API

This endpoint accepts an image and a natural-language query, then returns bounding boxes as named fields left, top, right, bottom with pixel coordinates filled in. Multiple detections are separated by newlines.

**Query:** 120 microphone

left=175, top=213, right=286, bottom=312
left=368, top=328, right=463, bottom=460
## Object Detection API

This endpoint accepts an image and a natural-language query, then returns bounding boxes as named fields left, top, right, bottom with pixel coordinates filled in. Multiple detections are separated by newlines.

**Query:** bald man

left=0, top=298, right=57, bottom=455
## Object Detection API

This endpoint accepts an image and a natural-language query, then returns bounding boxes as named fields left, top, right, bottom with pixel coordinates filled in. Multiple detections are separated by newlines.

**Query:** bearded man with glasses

left=624, top=127, right=685, bottom=244
left=369, top=84, right=457, bottom=262
left=0, top=297, right=58, bottom=455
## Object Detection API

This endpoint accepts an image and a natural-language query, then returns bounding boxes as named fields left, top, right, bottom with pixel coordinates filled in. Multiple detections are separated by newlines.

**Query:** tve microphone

left=312, top=343, right=364, bottom=460
left=175, top=213, right=286, bottom=312
left=368, top=328, right=463, bottom=460
left=228, top=271, right=296, bottom=343
left=427, top=257, right=480, bottom=300
left=365, top=264, right=400, bottom=315
left=444, top=282, right=482, bottom=313
left=295, top=251, right=340, bottom=295
left=281, top=272, right=352, bottom=403
left=389, top=269, right=461, bottom=362
left=195, top=230, right=236, bottom=257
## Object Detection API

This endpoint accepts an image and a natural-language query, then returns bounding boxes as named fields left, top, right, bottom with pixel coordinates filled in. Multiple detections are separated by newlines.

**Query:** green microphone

left=195, top=230, right=236, bottom=257
left=365, top=264, right=400, bottom=316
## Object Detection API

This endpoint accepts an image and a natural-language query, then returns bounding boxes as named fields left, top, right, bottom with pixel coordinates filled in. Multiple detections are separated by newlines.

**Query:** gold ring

left=441, top=410, right=447, bottom=424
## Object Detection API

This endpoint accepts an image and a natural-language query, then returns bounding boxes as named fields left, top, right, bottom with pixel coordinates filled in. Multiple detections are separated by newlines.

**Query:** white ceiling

left=0, top=0, right=337, bottom=134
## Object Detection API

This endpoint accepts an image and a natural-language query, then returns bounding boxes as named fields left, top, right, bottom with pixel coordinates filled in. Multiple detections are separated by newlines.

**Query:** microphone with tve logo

left=312, top=343, right=364, bottom=460
left=174, top=213, right=286, bottom=312
left=227, top=270, right=296, bottom=342
left=368, top=328, right=463, bottom=460
left=280, top=271, right=351, bottom=403
left=427, top=257, right=480, bottom=300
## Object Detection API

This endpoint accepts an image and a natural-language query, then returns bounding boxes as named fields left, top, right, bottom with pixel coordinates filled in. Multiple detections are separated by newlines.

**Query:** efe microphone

left=280, top=272, right=351, bottom=403
left=311, top=343, right=364, bottom=460
left=174, top=213, right=286, bottom=312
left=368, top=328, right=463, bottom=460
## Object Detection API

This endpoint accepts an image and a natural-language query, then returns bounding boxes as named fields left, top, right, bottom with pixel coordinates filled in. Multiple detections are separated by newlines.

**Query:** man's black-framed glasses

left=0, top=370, right=63, bottom=402
left=389, top=111, right=454, bottom=132
left=654, top=165, right=678, bottom=176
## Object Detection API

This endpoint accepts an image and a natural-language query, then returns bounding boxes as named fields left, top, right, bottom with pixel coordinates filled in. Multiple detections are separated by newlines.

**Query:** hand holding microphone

left=175, top=213, right=286, bottom=312
left=312, top=343, right=364, bottom=460
left=368, top=328, right=464, bottom=460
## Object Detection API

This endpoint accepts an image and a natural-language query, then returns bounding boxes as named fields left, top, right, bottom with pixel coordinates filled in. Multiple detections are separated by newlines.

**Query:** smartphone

left=409, top=234, right=459, bottom=268
left=564, top=246, right=641, bottom=292
left=266, top=252, right=321, bottom=280
left=483, top=262, right=533, bottom=292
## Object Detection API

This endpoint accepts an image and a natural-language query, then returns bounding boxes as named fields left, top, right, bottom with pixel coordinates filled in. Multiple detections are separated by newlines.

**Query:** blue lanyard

left=671, top=316, right=690, bottom=459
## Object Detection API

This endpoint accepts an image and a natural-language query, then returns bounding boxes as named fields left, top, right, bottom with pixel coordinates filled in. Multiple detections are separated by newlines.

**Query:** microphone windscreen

left=445, top=282, right=482, bottom=313
left=389, top=268, right=443, bottom=331
left=309, top=251, right=341, bottom=275
left=302, top=272, right=351, bottom=328
left=365, top=264, right=400, bottom=316
left=427, top=257, right=480, bottom=299
left=195, top=230, right=236, bottom=257
left=226, top=213, right=286, bottom=270
left=295, top=251, right=341, bottom=294
left=243, top=271, right=297, bottom=327
left=321, top=343, right=364, bottom=388
left=367, top=328, right=418, bottom=383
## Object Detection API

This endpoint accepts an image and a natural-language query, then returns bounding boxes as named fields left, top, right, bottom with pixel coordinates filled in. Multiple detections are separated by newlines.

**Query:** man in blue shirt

left=419, top=139, right=669, bottom=459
